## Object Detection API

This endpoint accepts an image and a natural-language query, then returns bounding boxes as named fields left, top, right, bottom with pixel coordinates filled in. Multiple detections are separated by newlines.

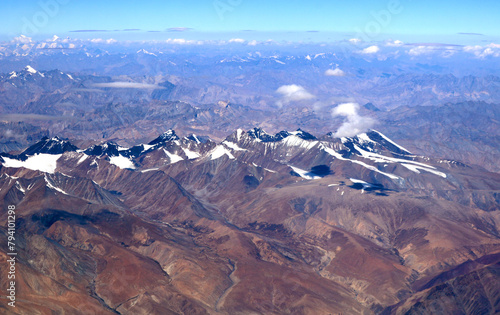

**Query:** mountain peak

left=148, top=129, right=180, bottom=145
left=365, top=130, right=412, bottom=155
left=20, top=65, right=45, bottom=78
left=83, top=142, right=120, bottom=157
left=247, top=127, right=316, bottom=142
left=136, top=49, right=157, bottom=56
left=21, top=136, right=78, bottom=156
left=335, top=130, right=412, bottom=157
left=247, top=127, right=280, bottom=142
left=25, top=65, right=37, bottom=74
left=186, top=134, right=210, bottom=144
left=290, top=129, right=317, bottom=140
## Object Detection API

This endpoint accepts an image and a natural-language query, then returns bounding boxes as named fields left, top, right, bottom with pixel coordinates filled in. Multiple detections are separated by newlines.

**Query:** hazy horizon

left=2, top=0, right=499, bottom=45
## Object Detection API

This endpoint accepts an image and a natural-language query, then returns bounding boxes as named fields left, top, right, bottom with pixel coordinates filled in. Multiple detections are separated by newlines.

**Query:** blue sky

left=1, top=0, right=499, bottom=43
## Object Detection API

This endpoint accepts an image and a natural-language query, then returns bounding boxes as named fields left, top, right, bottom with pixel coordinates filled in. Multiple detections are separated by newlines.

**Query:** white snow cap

left=25, top=65, right=37, bottom=74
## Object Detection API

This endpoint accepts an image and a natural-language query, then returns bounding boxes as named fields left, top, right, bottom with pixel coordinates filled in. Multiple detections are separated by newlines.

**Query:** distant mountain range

left=2, top=40, right=500, bottom=110
left=0, top=65, right=498, bottom=174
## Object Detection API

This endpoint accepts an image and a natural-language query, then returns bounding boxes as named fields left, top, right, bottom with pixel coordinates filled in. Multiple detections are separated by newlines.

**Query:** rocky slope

left=1, top=128, right=499, bottom=314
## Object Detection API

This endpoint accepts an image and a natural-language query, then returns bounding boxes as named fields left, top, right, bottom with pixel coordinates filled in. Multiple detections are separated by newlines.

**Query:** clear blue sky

left=1, top=0, right=499, bottom=42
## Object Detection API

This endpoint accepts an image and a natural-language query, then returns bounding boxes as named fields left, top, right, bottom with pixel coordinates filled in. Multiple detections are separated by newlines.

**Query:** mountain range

left=1, top=128, right=499, bottom=314
left=1, top=65, right=499, bottom=173
left=1, top=39, right=499, bottom=314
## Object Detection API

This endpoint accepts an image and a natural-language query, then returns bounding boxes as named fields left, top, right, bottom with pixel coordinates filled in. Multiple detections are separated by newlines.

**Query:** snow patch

left=25, top=65, right=37, bottom=74
left=77, top=154, right=88, bottom=165
left=236, top=129, right=243, bottom=141
left=141, top=168, right=160, bottom=173
left=210, top=145, right=235, bottom=160
left=163, top=149, right=184, bottom=164
left=223, top=141, right=247, bottom=151
left=321, top=144, right=400, bottom=180
left=182, top=147, right=201, bottom=159
left=15, top=181, right=25, bottom=193
left=44, top=175, right=69, bottom=195
left=357, top=133, right=375, bottom=145
left=353, top=145, right=446, bottom=178
left=401, top=164, right=447, bottom=178
left=349, top=178, right=374, bottom=190
left=351, top=160, right=400, bottom=180
left=289, top=166, right=320, bottom=180
left=2, top=154, right=61, bottom=173
left=282, top=135, right=318, bottom=150
left=109, top=156, right=135, bottom=169
left=191, top=134, right=201, bottom=144
left=354, top=144, right=430, bottom=167
left=142, top=144, right=154, bottom=152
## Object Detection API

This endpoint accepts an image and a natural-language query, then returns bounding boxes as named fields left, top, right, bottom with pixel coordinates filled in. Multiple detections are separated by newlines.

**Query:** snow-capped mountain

left=1, top=128, right=495, bottom=202
left=21, top=136, right=78, bottom=156
left=1, top=35, right=499, bottom=314
left=0, top=128, right=461, bottom=180
left=148, top=129, right=180, bottom=145
left=247, top=128, right=317, bottom=142
left=1, top=127, right=499, bottom=314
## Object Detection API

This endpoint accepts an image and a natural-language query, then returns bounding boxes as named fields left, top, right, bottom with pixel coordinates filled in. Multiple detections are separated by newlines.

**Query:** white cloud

left=463, top=43, right=500, bottom=58
left=164, top=38, right=202, bottom=45
left=91, top=82, right=163, bottom=89
left=12, top=35, right=32, bottom=44
left=349, top=38, right=362, bottom=44
left=479, top=48, right=495, bottom=58
left=464, top=45, right=481, bottom=52
left=333, top=103, right=358, bottom=116
left=385, top=40, right=404, bottom=47
left=408, top=46, right=434, bottom=56
left=332, top=103, right=376, bottom=137
left=166, top=38, right=186, bottom=44
left=276, top=84, right=315, bottom=106
left=325, top=68, right=346, bottom=77
left=407, top=45, right=460, bottom=57
left=361, top=45, right=380, bottom=54
left=247, top=40, right=258, bottom=46
left=229, top=38, right=246, bottom=43
left=89, top=38, right=117, bottom=44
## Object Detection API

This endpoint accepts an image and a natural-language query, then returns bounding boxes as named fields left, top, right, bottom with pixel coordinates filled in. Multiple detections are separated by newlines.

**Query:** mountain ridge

left=1, top=124, right=499, bottom=314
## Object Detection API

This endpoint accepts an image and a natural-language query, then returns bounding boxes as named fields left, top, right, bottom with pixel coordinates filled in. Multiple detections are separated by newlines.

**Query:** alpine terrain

left=1, top=127, right=499, bottom=314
